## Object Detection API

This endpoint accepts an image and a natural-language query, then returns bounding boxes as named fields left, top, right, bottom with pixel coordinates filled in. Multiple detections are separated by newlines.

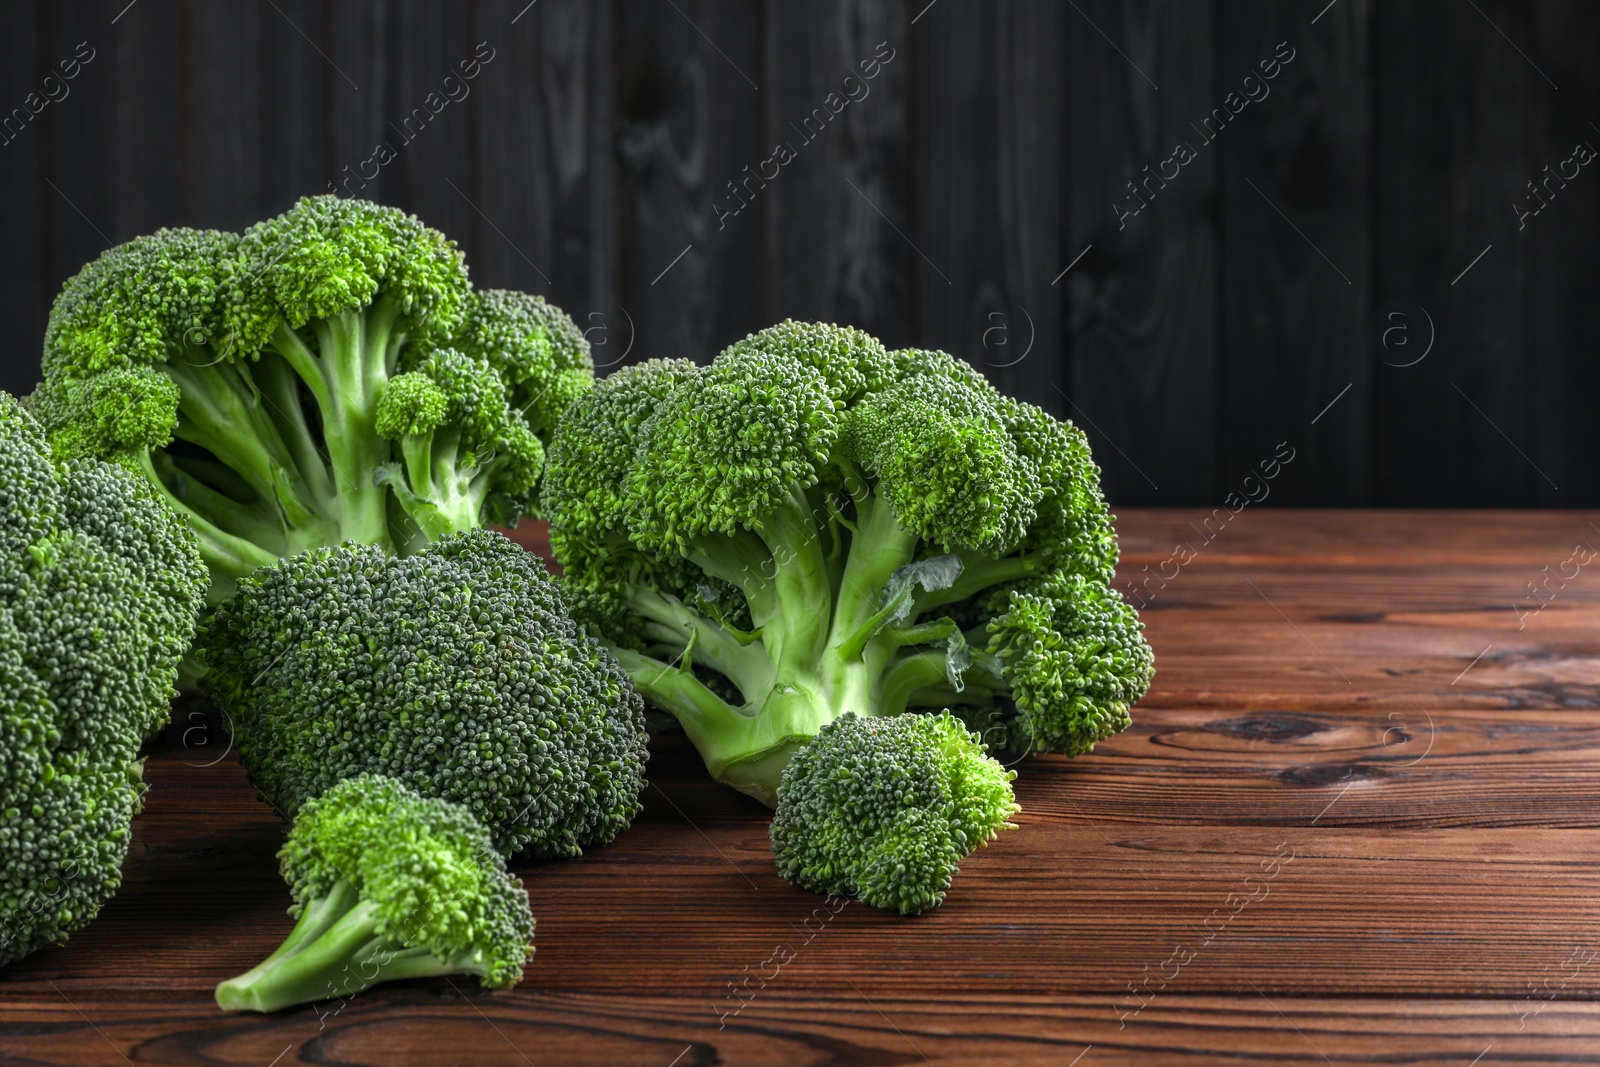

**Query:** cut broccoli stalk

left=216, top=775, right=533, bottom=1013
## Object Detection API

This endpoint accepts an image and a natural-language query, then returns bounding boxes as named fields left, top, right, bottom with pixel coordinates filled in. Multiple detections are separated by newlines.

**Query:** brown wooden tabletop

left=6, top=509, right=1600, bottom=1066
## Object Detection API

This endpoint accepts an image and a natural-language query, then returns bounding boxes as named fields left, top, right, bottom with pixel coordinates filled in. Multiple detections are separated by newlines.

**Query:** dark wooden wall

left=1, top=0, right=1596, bottom=507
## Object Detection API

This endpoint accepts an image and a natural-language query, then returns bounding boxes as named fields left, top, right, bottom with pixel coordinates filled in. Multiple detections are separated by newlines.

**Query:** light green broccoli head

left=231, top=194, right=470, bottom=348
left=985, top=570, right=1154, bottom=755
left=770, top=711, right=1019, bottom=915
left=453, top=288, right=595, bottom=436
left=216, top=774, right=533, bottom=1012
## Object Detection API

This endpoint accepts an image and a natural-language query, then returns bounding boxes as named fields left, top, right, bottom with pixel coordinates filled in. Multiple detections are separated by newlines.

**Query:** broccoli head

left=771, top=712, right=1019, bottom=914
left=197, top=527, right=648, bottom=857
left=542, top=321, right=1152, bottom=909
left=216, top=774, right=533, bottom=1012
left=29, top=196, right=592, bottom=605
left=1, top=393, right=207, bottom=966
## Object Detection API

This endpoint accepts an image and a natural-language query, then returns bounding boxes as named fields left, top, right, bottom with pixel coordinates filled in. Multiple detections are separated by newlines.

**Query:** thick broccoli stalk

left=543, top=322, right=1152, bottom=909
left=216, top=775, right=533, bottom=1013
left=197, top=528, right=648, bottom=858
left=1, top=393, right=207, bottom=966
left=28, top=197, right=592, bottom=605
left=771, top=712, right=1019, bottom=914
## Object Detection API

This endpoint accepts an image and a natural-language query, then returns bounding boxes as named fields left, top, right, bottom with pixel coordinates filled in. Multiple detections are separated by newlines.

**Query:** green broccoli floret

left=215, top=774, right=533, bottom=1012
left=771, top=712, right=1019, bottom=914
left=0, top=393, right=207, bottom=966
left=29, top=197, right=592, bottom=606
left=197, top=528, right=648, bottom=857
left=543, top=321, right=1152, bottom=909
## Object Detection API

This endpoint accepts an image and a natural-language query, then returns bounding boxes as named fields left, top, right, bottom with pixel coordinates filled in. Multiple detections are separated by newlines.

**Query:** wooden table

left=6, top=509, right=1600, bottom=1065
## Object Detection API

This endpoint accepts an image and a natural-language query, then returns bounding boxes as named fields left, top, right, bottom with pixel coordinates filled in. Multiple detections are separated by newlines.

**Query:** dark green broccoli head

left=216, top=774, right=533, bottom=1012
left=198, top=528, right=649, bottom=857
left=770, top=711, right=1019, bottom=914
left=0, top=393, right=207, bottom=966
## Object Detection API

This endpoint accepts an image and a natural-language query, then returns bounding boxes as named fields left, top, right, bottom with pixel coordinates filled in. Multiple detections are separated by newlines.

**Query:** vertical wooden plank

left=764, top=0, right=910, bottom=347
left=0, top=0, right=44, bottom=395
left=475, top=0, right=616, bottom=350
left=909, top=0, right=1064, bottom=401
left=1526, top=1, right=1600, bottom=506
left=328, top=2, right=477, bottom=243
left=42, top=0, right=183, bottom=328
left=1218, top=1, right=1372, bottom=504
left=615, top=0, right=763, bottom=363
left=1373, top=0, right=1543, bottom=506
left=1065, top=0, right=1217, bottom=505
left=188, top=0, right=323, bottom=231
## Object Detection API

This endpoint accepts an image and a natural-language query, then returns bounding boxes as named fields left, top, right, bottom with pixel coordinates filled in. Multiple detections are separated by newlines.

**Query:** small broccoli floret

left=1, top=393, right=207, bottom=966
left=215, top=774, right=533, bottom=1012
left=30, top=197, right=591, bottom=606
left=197, top=528, right=648, bottom=857
left=545, top=320, right=1151, bottom=911
left=984, top=571, right=1154, bottom=756
left=771, top=712, right=1018, bottom=915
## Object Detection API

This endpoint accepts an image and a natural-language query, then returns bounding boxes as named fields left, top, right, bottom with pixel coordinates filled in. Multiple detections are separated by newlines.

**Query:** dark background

left=0, top=0, right=1594, bottom=506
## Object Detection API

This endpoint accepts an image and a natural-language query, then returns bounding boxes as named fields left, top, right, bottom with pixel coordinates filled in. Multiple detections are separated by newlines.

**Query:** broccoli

left=542, top=321, right=1151, bottom=908
left=197, top=527, right=648, bottom=858
left=0, top=393, right=207, bottom=966
left=29, top=195, right=592, bottom=605
left=216, top=774, right=533, bottom=1013
left=771, top=712, right=1019, bottom=914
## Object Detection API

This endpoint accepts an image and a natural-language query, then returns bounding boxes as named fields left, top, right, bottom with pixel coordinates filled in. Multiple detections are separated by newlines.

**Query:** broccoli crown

left=198, top=528, right=648, bottom=857
left=0, top=393, right=207, bottom=966
left=216, top=774, right=532, bottom=1012
left=29, top=196, right=592, bottom=603
left=545, top=320, right=1151, bottom=811
left=770, top=712, right=1018, bottom=914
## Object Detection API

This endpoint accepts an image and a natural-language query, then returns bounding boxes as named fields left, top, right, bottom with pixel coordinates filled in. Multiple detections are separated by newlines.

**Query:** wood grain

left=1064, top=0, right=1218, bottom=505
left=911, top=0, right=1064, bottom=400
left=765, top=0, right=911, bottom=347
left=615, top=0, right=763, bottom=363
left=7, top=509, right=1600, bottom=1064
left=1219, top=0, right=1372, bottom=505
left=6, top=991, right=1600, bottom=1067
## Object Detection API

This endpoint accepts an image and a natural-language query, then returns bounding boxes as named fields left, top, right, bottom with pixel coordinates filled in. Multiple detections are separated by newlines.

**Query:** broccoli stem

left=386, top=428, right=471, bottom=541
left=251, top=352, right=337, bottom=511
left=136, top=452, right=279, bottom=601
left=877, top=649, right=956, bottom=716
left=623, top=586, right=774, bottom=700
left=309, top=300, right=401, bottom=550
left=161, top=355, right=333, bottom=551
left=830, top=493, right=921, bottom=660
left=215, top=880, right=480, bottom=1013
